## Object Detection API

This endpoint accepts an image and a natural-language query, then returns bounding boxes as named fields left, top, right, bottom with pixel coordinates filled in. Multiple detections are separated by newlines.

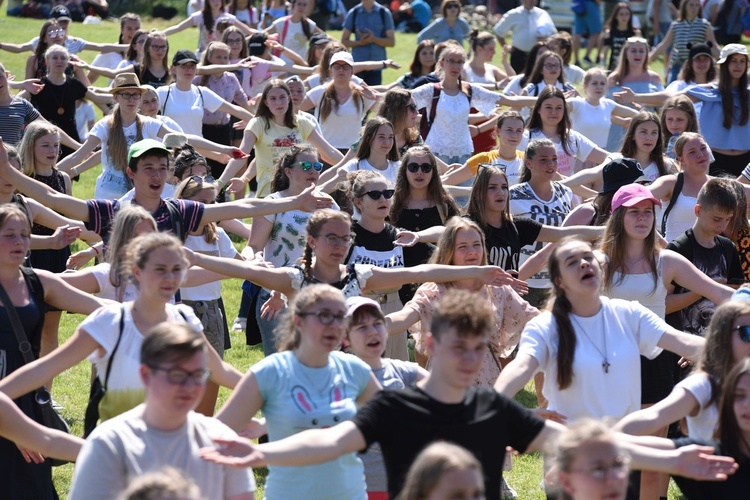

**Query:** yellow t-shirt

left=466, top=149, right=525, bottom=186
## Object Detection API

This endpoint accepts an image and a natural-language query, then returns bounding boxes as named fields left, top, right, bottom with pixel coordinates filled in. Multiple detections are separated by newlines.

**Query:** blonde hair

left=123, top=232, right=186, bottom=289
left=397, top=442, right=483, bottom=500
left=429, top=217, right=487, bottom=269
left=107, top=206, right=157, bottom=301
left=17, top=121, right=59, bottom=177
left=173, top=176, right=219, bottom=243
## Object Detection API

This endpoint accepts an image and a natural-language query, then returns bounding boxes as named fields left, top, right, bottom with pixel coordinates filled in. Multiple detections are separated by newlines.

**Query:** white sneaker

left=232, top=317, right=247, bottom=332
left=500, top=478, right=518, bottom=500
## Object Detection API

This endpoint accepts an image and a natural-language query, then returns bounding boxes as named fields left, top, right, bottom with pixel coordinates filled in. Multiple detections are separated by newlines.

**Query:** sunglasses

left=406, top=162, right=433, bottom=174
left=363, top=189, right=395, bottom=200
left=446, top=2, right=460, bottom=8
left=190, top=175, right=216, bottom=184
left=478, top=162, right=507, bottom=172
left=406, top=103, right=419, bottom=113
left=290, top=161, right=323, bottom=172
left=735, top=325, right=750, bottom=342
left=626, top=37, right=648, bottom=44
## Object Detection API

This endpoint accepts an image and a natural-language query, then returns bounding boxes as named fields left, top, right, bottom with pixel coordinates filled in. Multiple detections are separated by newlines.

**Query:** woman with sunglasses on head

left=174, top=176, right=242, bottom=416
left=416, top=0, right=471, bottom=47
left=25, top=20, right=87, bottom=83
left=221, top=79, right=342, bottom=198
left=213, top=284, right=381, bottom=500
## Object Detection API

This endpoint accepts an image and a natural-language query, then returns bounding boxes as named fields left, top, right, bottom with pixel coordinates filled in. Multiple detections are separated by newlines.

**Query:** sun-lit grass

left=0, top=9, right=694, bottom=499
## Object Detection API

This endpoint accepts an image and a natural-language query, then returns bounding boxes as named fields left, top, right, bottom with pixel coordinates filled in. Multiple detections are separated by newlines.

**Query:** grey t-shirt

left=69, top=405, right=255, bottom=499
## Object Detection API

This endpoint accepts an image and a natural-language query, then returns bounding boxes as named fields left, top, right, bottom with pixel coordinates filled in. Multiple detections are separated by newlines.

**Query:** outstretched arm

left=493, top=353, right=540, bottom=398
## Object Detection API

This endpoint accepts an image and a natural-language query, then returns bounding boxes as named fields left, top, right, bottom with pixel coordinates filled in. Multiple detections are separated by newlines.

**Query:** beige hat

left=109, top=73, right=147, bottom=94
left=717, top=43, right=749, bottom=64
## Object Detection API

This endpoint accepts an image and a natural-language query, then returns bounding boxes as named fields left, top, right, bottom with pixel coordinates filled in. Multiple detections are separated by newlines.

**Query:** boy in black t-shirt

left=666, top=178, right=745, bottom=337
left=200, top=290, right=739, bottom=499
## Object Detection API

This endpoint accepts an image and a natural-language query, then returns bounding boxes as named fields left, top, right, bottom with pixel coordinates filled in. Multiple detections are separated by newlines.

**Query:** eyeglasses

left=478, top=162, right=507, bottom=172
left=190, top=174, right=216, bottom=184
left=363, top=189, right=395, bottom=200
left=543, top=63, right=561, bottom=70
left=290, top=161, right=324, bottom=172
left=226, top=37, right=244, bottom=45
left=406, top=162, right=433, bottom=174
left=313, top=233, right=353, bottom=246
left=150, top=44, right=168, bottom=51
left=117, top=92, right=142, bottom=101
left=331, top=63, right=351, bottom=71
left=296, top=310, right=347, bottom=325
left=734, top=325, right=750, bottom=342
left=149, top=366, right=211, bottom=386
left=571, top=456, right=631, bottom=480
left=406, top=103, right=419, bottom=113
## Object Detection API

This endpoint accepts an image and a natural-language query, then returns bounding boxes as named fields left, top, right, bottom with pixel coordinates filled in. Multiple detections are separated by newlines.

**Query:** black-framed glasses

left=478, top=162, right=507, bottom=172
left=543, top=63, right=561, bottom=70
left=363, top=189, right=395, bottom=200
left=149, top=366, right=211, bottom=385
left=735, top=325, right=750, bottom=342
left=226, top=37, right=244, bottom=45
left=117, top=92, right=142, bottom=101
left=406, top=162, right=433, bottom=174
left=297, top=310, right=347, bottom=325
left=313, top=233, right=353, bottom=246
left=406, top=103, right=419, bottom=113
left=290, top=161, right=324, bottom=172
left=150, top=44, right=168, bottom=51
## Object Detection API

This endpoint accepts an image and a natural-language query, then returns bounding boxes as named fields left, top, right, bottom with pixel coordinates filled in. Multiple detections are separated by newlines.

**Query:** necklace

left=570, top=312, right=610, bottom=374
left=50, top=78, right=66, bottom=115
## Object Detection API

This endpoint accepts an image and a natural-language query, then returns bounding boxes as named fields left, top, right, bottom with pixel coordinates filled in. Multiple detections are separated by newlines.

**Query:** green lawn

left=0, top=9, right=690, bottom=499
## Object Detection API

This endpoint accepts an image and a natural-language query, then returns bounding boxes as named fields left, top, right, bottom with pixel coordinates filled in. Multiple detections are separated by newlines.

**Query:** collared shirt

left=492, top=6, right=555, bottom=52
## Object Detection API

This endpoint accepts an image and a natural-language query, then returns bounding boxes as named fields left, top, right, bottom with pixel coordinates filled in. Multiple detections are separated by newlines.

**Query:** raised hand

left=295, top=184, right=333, bottom=212
left=673, top=445, right=738, bottom=481
left=50, top=225, right=81, bottom=250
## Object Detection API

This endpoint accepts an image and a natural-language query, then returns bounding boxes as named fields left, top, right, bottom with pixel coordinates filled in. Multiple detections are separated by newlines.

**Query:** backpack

left=571, top=0, right=587, bottom=15
left=419, top=83, right=473, bottom=141
left=159, top=84, right=203, bottom=116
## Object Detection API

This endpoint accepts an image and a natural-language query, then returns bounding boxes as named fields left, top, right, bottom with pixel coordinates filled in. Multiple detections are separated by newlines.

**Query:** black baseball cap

left=172, top=49, right=198, bottom=66
left=50, top=5, right=72, bottom=22
left=600, top=158, right=650, bottom=194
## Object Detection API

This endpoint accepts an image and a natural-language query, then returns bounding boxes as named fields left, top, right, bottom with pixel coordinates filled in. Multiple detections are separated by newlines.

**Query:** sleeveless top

left=608, top=254, right=667, bottom=318
left=31, top=168, right=66, bottom=236
left=136, top=64, right=169, bottom=88
left=463, top=62, right=496, bottom=85
left=664, top=193, right=698, bottom=243
left=0, top=267, right=46, bottom=359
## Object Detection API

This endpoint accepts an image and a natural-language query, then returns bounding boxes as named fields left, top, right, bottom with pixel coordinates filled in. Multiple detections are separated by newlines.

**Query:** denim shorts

left=574, top=0, right=603, bottom=35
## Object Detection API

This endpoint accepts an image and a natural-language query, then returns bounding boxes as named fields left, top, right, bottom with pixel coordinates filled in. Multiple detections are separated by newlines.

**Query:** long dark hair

left=719, top=56, right=749, bottom=129
left=465, top=164, right=512, bottom=228
left=34, top=20, right=60, bottom=62
left=377, top=89, right=420, bottom=146
left=125, top=29, right=147, bottom=62
left=142, top=32, right=171, bottom=85
left=390, top=146, right=458, bottom=226
left=222, top=26, right=249, bottom=59
left=271, top=143, right=319, bottom=192
left=621, top=111, right=669, bottom=177
left=527, top=87, right=572, bottom=155
left=679, top=43, right=717, bottom=84
left=519, top=42, right=548, bottom=87
left=658, top=95, right=700, bottom=146
left=257, top=79, right=297, bottom=130
left=357, top=117, right=399, bottom=161
left=519, top=138, right=556, bottom=183
left=716, top=358, right=750, bottom=459
left=604, top=2, right=635, bottom=31
left=548, top=236, right=588, bottom=390
left=525, top=52, right=567, bottom=87
left=410, top=40, right=436, bottom=76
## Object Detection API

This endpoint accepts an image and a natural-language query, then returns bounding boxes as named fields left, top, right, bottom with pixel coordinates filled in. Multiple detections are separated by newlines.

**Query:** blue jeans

left=667, top=62, right=683, bottom=85
left=256, top=289, right=283, bottom=356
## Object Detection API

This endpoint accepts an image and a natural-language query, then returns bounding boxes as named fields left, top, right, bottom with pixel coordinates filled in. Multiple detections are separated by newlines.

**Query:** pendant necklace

left=570, top=312, right=610, bottom=374
left=55, top=82, right=66, bottom=115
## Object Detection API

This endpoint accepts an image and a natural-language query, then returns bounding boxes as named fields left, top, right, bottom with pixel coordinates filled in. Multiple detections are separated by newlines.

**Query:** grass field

left=0, top=9, right=688, bottom=499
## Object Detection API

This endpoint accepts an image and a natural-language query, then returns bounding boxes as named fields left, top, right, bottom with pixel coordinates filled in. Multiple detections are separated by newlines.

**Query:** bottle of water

left=666, top=132, right=679, bottom=160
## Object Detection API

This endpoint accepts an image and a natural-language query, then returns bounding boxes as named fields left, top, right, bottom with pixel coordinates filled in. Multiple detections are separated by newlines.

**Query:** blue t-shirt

left=344, top=2, right=394, bottom=63
left=686, top=85, right=750, bottom=151
left=410, top=0, right=431, bottom=29
left=253, top=350, right=371, bottom=499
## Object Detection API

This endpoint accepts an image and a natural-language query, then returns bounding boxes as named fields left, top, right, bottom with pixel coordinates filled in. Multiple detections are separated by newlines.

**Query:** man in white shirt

left=69, top=322, right=255, bottom=500
left=492, top=0, right=556, bottom=72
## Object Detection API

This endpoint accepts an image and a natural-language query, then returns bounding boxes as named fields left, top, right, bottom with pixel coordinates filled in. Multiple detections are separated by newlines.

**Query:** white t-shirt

left=88, top=263, right=144, bottom=303
left=509, top=181, right=576, bottom=288
left=675, top=372, right=719, bottom=441
left=89, top=116, right=163, bottom=200
left=412, top=83, right=500, bottom=158
left=181, top=228, right=238, bottom=300
left=69, top=406, right=255, bottom=500
left=156, top=85, right=224, bottom=136
left=307, top=84, right=376, bottom=149
left=81, top=303, right=202, bottom=422
left=75, top=100, right=96, bottom=143
left=518, top=297, right=665, bottom=422
left=90, top=51, right=124, bottom=85
left=272, top=16, right=317, bottom=65
left=342, top=158, right=400, bottom=187
left=520, top=129, right=597, bottom=177
left=568, top=97, right=617, bottom=149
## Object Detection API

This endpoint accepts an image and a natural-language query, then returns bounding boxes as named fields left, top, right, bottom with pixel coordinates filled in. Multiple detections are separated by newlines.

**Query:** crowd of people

left=2, top=0, right=750, bottom=499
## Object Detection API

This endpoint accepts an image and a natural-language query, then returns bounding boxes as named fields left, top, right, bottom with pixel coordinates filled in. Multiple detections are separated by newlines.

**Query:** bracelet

left=92, top=245, right=101, bottom=256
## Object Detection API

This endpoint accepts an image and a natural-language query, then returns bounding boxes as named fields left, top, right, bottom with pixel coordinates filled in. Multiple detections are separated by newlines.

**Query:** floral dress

left=405, top=283, right=538, bottom=386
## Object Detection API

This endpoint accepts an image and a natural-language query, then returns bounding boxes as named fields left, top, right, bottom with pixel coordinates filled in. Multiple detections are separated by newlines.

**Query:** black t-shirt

left=671, top=438, right=750, bottom=499
left=604, top=27, right=637, bottom=71
left=31, top=76, right=88, bottom=142
left=346, top=222, right=404, bottom=269
left=472, top=216, right=543, bottom=272
left=353, top=386, right=546, bottom=500
left=666, top=229, right=745, bottom=336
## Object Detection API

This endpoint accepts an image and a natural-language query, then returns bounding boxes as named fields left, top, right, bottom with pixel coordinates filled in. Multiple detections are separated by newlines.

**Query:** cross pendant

left=602, top=360, right=610, bottom=374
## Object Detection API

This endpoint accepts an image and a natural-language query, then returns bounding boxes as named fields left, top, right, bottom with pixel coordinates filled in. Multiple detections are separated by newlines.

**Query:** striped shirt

left=670, top=17, right=711, bottom=65
left=0, top=97, right=40, bottom=146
